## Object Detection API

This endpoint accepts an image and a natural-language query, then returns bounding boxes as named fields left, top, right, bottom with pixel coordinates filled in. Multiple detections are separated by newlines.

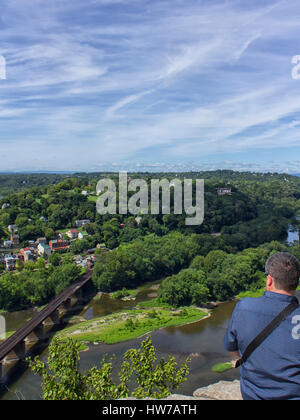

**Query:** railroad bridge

left=0, top=269, right=93, bottom=380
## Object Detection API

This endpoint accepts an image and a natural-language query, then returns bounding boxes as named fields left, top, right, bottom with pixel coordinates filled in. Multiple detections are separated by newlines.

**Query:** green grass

left=212, top=362, right=233, bottom=373
left=55, top=306, right=208, bottom=345
left=111, top=288, right=136, bottom=299
left=137, top=298, right=172, bottom=309
left=78, top=343, right=89, bottom=352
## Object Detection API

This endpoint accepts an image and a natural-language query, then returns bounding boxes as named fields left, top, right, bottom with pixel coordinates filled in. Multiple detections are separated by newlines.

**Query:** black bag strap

left=235, top=300, right=299, bottom=368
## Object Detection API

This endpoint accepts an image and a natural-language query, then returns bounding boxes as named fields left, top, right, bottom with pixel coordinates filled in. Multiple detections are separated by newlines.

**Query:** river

left=0, top=280, right=240, bottom=400
left=287, top=226, right=299, bottom=244
left=1, top=220, right=299, bottom=400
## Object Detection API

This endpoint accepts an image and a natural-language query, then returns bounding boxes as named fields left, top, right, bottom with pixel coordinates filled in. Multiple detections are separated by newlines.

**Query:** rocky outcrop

left=192, top=380, right=242, bottom=400
left=163, top=380, right=242, bottom=400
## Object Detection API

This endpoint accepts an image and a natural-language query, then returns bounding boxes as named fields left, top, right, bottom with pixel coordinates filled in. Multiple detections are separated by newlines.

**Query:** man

left=224, top=252, right=300, bottom=400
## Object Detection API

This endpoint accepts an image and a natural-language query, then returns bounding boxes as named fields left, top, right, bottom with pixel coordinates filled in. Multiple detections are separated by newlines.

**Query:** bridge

left=0, top=269, right=93, bottom=379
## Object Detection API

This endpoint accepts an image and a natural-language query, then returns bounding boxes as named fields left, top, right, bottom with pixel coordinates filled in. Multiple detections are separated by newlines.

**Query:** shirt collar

left=264, top=291, right=299, bottom=304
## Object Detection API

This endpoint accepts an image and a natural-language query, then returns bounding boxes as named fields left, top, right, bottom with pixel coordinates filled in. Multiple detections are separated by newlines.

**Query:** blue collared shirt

left=224, top=291, right=300, bottom=400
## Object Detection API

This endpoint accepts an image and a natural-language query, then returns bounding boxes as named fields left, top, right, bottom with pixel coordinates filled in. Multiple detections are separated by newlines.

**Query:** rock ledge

left=162, top=380, right=242, bottom=400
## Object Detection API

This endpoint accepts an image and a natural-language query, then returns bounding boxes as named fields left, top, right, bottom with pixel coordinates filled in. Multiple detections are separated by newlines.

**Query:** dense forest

left=0, top=171, right=299, bottom=248
left=0, top=258, right=81, bottom=311
left=0, top=171, right=299, bottom=311
left=91, top=231, right=300, bottom=304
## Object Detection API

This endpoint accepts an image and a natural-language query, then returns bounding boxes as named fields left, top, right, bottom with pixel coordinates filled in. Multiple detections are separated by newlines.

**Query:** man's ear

left=266, top=274, right=273, bottom=288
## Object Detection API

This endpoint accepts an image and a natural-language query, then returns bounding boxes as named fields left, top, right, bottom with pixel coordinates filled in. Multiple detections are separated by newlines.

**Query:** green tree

left=27, top=337, right=190, bottom=400
left=49, top=253, right=61, bottom=267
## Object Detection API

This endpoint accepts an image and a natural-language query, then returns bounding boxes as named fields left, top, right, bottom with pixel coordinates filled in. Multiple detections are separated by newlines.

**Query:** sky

left=1, top=0, right=300, bottom=173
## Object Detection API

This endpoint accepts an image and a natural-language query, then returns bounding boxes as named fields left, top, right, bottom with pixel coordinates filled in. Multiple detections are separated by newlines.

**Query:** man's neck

left=267, top=287, right=296, bottom=296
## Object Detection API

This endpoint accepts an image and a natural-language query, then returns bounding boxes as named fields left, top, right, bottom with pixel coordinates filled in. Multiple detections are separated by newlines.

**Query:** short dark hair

left=265, top=252, right=300, bottom=292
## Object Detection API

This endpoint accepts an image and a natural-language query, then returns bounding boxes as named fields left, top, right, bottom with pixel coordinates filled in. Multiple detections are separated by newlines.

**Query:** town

left=0, top=220, right=102, bottom=272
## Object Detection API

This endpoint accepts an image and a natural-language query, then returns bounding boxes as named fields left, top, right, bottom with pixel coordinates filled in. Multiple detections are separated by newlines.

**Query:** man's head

left=265, top=252, right=300, bottom=294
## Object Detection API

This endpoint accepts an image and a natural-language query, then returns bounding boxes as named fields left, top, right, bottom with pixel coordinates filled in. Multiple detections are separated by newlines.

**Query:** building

left=5, top=255, right=17, bottom=271
left=20, top=248, right=34, bottom=263
left=78, top=231, right=89, bottom=240
left=49, top=239, right=69, bottom=252
left=3, top=240, right=12, bottom=248
left=36, top=237, right=47, bottom=245
left=67, top=229, right=79, bottom=240
left=8, top=225, right=18, bottom=233
left=75, top=219, right=91, bottom=228
left=216, top=187, right=232, bottom=196
left=10, top=233, right=20, bottom=247
left=75, top=255, right=95, bottom=269
left=37, top=243, right=51, bottom=257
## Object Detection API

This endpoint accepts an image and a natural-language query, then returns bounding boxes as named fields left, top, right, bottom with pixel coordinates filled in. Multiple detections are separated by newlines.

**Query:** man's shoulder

left=234, top=296, right=266, bottom=313
left=235, top=293, right=300, bottom=317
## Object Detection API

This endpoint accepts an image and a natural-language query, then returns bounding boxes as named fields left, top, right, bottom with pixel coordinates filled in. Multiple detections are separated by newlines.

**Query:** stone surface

left=193, top=380, right=242, bottom=400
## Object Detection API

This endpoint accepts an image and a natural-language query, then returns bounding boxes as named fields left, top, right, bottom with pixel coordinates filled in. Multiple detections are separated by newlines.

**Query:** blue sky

left=1, top=0, right=300, bottom=173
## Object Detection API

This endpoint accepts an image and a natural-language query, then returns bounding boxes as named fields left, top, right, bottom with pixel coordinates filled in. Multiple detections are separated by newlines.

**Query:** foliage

left=158, top=269, right=209, bottom=307
left=0, top=171, right=299, bottom=311
left=92, top=232, right=201, bottom=292
left=157, top=241, right=299, bottom=306
left=0, top=262, right=81, bottom=311
left=27, top=337, right=190, bottom=400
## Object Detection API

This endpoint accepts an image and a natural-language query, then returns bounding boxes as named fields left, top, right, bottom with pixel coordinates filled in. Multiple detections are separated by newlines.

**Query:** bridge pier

left=3, top=341, right=26, bottom=364
left=24, top=325, right=44, bottom=343
left=57, top=299, right=71, bottom=316
left=69, top=289, right=83, bottom=308
left=42, top=309, right=61, bottom=326
left=0, top=272, right=93, bottom=369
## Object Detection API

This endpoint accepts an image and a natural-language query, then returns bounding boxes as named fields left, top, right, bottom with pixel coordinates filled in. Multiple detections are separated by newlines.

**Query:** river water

left=0, top=280, right=240, bottom=400
left=1, top=222, right=299, bottom=400
left=287, top=226, right=299, bottom=244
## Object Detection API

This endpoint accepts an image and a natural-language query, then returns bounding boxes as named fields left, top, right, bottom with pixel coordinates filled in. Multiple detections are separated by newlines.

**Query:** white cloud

left=1, top=0, right=300, bottom=171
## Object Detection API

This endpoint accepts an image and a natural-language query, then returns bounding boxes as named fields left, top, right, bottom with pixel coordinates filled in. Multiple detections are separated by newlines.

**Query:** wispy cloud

left=0, top=0, right=300, bottom=172
left=105, top=89, right=154, bottom=119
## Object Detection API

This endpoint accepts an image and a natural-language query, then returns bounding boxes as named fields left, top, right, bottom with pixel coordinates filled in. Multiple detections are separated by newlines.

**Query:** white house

left=67, top=229, right=79, bottom=240
left=78, top=231, right=89, bottom=240
left=37, top=243, right=51, bottom=257
left=5, top=255, right=16, bottom=271
left=75, top=219, right=91, bottom=228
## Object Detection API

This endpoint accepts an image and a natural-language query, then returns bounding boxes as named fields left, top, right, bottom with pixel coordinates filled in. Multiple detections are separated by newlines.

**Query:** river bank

left=1, top=296, right=240, bottom=400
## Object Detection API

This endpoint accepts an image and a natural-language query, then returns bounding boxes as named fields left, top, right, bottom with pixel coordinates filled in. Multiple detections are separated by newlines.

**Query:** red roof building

left=49, top=239, right=69, bottom=252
